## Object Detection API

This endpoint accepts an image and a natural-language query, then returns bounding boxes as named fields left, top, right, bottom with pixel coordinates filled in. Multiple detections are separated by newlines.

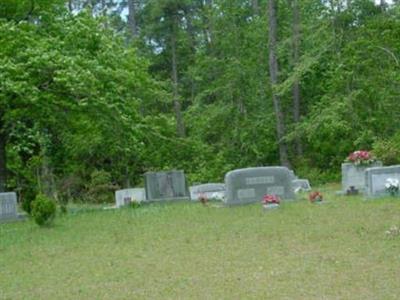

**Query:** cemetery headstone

left=189, top=183, right=225, bottom=201
left=292, top=179, right=311, bottom=192
left=224, top=167, right=295, bottom=205
left=144, top=170, right=190, bottom=202
left=0, top=192, right=18, bottom=221
left=341, top=161, right=382, bottom=194
left=365, top=165, right=400, bottom=198
left=115, top=188, right=146, bottom=208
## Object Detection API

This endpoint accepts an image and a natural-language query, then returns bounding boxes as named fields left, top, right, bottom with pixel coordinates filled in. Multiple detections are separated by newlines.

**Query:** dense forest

left=0, top=0, right=399, bottom=204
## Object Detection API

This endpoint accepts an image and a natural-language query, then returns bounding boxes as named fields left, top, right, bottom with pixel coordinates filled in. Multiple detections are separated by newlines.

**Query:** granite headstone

left=0, top=192, right=18, bottom=221
left=224, top=167, right=295, bottom=205
left=144, top=170, right=190, bottom=202
left=342, top=161, right=382, bottom=193
left=365, top=165, right=400, bottom=198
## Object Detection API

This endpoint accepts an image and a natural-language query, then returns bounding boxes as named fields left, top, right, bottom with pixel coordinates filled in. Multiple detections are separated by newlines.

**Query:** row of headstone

left=115, top=167, right=311, bottom=207
left=341, top=161, right=400, bottom=198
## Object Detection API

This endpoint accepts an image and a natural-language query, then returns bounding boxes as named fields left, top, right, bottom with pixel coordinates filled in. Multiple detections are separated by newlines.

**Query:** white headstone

left=0, top=192, right=18, bottom=221
left=224, top=167, right=295, bottom=205
left=115, top=188, right=146, bottom=208
left=292, top=179, right=311, bottom=192
left=365, top=165, right=400, bottom=197
left=189, top=183, right=225, bottom=201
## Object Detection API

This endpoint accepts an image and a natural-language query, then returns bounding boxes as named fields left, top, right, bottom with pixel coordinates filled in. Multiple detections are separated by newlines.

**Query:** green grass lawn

left=1, top=183, right=400, bottom=299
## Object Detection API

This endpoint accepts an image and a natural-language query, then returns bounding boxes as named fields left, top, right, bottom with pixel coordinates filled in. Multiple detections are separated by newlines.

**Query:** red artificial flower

left=262, top=194, right=280, bottom=204
left=309, top=191, right=323, bottom=203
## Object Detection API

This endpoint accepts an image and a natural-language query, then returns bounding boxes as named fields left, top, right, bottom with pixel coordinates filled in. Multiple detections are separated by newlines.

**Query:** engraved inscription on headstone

left=246, top=176, right=274, bottom=185
left=237, top=188, right=256, bottom=199
left=0, top=192, right=18, bottom=221
left=224, top=167, right=295, bottom=205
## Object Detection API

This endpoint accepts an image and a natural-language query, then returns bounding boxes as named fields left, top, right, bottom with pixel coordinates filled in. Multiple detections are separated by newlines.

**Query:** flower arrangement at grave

left=345, top=150, right=376, bottom=166
left=309, top=191, right=323, bottom=203
left=199, top=193, right=208, bottom=206
left=262, top=194, right=280, bottom=209
left=385, top=178, right=399, bottom=196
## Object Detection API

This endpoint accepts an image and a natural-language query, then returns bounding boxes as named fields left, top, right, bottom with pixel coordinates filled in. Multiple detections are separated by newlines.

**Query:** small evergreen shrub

left=31, top=194, right=56, bottom=226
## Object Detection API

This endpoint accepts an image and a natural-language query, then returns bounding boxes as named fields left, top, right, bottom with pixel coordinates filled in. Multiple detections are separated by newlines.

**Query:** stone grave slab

left=224, top=167, right=295, bottom=205
left=115, top=188, right=146, bottom=208
left=292, top=179, right=311, bottom=192
left=189, top=183, right=225, bottom=201
left=0, top=192, right=18, bottom=222
left=144, top=170, right=190, bottom=202
left=365, top=165, right=400, bottom=198
left=342, top=161, right=382, bottom=193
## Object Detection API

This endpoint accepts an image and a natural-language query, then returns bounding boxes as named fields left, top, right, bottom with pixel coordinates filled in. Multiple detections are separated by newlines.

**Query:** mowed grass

left=1, top=184, right=400, bottom=299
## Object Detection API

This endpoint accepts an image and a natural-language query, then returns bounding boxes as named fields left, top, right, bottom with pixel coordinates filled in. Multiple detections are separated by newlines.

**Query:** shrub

left=85, top=170, right=118, bottom=203
left=21, top=188, right=37, bottom=214
left=31, top=194, right=56, bottom=226
left=373, top=134, right=400, bottom=165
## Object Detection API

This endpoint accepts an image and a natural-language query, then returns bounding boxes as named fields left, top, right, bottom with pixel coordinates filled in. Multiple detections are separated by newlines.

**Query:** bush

left=21, top=188, right=37, bottom=214
left=85, top=170, right=118, bottom=203
left=373, top=134, right=400, bottom=165
left=31, top=194, right=56, bottom=226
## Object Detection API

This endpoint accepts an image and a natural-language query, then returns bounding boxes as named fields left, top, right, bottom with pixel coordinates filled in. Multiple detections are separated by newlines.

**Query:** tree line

left=0, top=0, right=399, bottom=204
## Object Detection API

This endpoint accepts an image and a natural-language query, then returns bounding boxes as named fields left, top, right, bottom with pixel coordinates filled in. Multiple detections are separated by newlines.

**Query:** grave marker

left=224, top=167, right=295, bottom=205
left=0, top=192, right=18, bottom=221
left=144, top=170, right=190, bottom=201
left=365, top=165, right=400, bottom=197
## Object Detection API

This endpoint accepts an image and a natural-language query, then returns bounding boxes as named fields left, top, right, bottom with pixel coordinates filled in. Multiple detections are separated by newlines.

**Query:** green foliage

left=373, top=133, right=400, bottom=165
left=85, top=170, right=118, bottom=204
left=31, top=194, right=56, bottom=226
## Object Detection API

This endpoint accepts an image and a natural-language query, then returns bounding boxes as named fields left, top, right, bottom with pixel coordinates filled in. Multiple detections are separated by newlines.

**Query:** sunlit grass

left=1, top=185, right=400, bottom=299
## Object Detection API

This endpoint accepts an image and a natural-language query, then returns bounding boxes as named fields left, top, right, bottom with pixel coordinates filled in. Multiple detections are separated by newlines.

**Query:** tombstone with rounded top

left=224, top=167, right=295, bottom=205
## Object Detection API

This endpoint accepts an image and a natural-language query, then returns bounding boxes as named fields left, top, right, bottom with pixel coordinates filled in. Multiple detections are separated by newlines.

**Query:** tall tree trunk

left=268, top=0, right=291, bottom=168
left=0, top=116, right=6, bottom=192
left=291, top=0, right=303, bottom=156
left=171, top=15, right=186, bottom=138
left=252, top=0, right=260, bottom=16
left=128, top=0, right=138, bottom=39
